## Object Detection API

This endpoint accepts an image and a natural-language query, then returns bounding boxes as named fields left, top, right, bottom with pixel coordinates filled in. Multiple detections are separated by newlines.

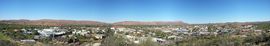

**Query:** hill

left=0, top=19, right=107, bottom=26
left=113, top=21, right=187, bottom=25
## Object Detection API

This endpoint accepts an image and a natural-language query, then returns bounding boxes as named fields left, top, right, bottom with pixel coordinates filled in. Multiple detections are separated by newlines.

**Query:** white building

left=37, top=27, right=67, bottom=37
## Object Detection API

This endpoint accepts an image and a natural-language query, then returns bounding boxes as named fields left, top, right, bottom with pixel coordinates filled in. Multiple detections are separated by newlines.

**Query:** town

left=1, top=23, right=270, bottom=46
left=1, top=0, right=270, bottom=46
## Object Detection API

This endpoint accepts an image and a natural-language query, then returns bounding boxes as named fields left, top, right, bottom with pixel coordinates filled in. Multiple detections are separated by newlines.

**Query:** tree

left=0, top=32, right=17, bottom=46
left=208, top=25, right=217, bottom=32
left=257, top=23, right=270, bottom=31
left=101, top=27, right=129, bottom=46
left=154, top=30, right=167, bottom=38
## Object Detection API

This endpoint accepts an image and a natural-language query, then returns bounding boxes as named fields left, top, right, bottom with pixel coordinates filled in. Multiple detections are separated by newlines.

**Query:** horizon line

left=0, top=19, right=269, bottom=24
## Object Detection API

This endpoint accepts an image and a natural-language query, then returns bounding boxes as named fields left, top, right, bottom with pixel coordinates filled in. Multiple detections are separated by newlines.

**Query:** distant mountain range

left=199, top=21, right=270, bottom=25
left=113, top=21, right=187, bottom=25
left=0, top=19, right=269, bottom=26
left=0, top=19, right=187, bottom=26
left=0, top=19, right=107, bottom=26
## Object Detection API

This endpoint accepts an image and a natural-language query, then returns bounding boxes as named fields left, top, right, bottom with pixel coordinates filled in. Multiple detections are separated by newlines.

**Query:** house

left=152, top=38, right=166, bottom=44
left=94, top=34, right=105, bottom=40
left=72, top=29, right=90, bottom=36
left=162, top=30, right=172, bottom=33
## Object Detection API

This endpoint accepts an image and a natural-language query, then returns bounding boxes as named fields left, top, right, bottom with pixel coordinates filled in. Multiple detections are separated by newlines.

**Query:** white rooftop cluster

left=37, top=27, right=67, bottom=37
left=72, top=29, right=90, bottom=36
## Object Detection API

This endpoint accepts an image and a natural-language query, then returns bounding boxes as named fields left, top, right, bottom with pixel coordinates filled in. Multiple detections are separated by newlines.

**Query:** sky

left=0, top=0, right=270, bottom=24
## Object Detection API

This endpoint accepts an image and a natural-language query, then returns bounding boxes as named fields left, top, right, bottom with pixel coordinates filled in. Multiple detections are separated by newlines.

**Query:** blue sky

left=0, top=0, right=270, bottom=24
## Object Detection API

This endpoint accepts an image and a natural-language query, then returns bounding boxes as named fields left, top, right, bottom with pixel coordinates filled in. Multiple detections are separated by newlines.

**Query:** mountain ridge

left=1, top=19, right=270, bottom=26
left=113, top=21, right=187, bottom=25
left=0, top=19, right=107, bottom=26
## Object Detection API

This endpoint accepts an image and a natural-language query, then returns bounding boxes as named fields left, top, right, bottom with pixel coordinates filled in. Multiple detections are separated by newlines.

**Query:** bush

left=138, top=37, right=160, bottom=46
left=101, top=34, right=128, bottom=46
left=176, top=35, right=244, bottom=46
